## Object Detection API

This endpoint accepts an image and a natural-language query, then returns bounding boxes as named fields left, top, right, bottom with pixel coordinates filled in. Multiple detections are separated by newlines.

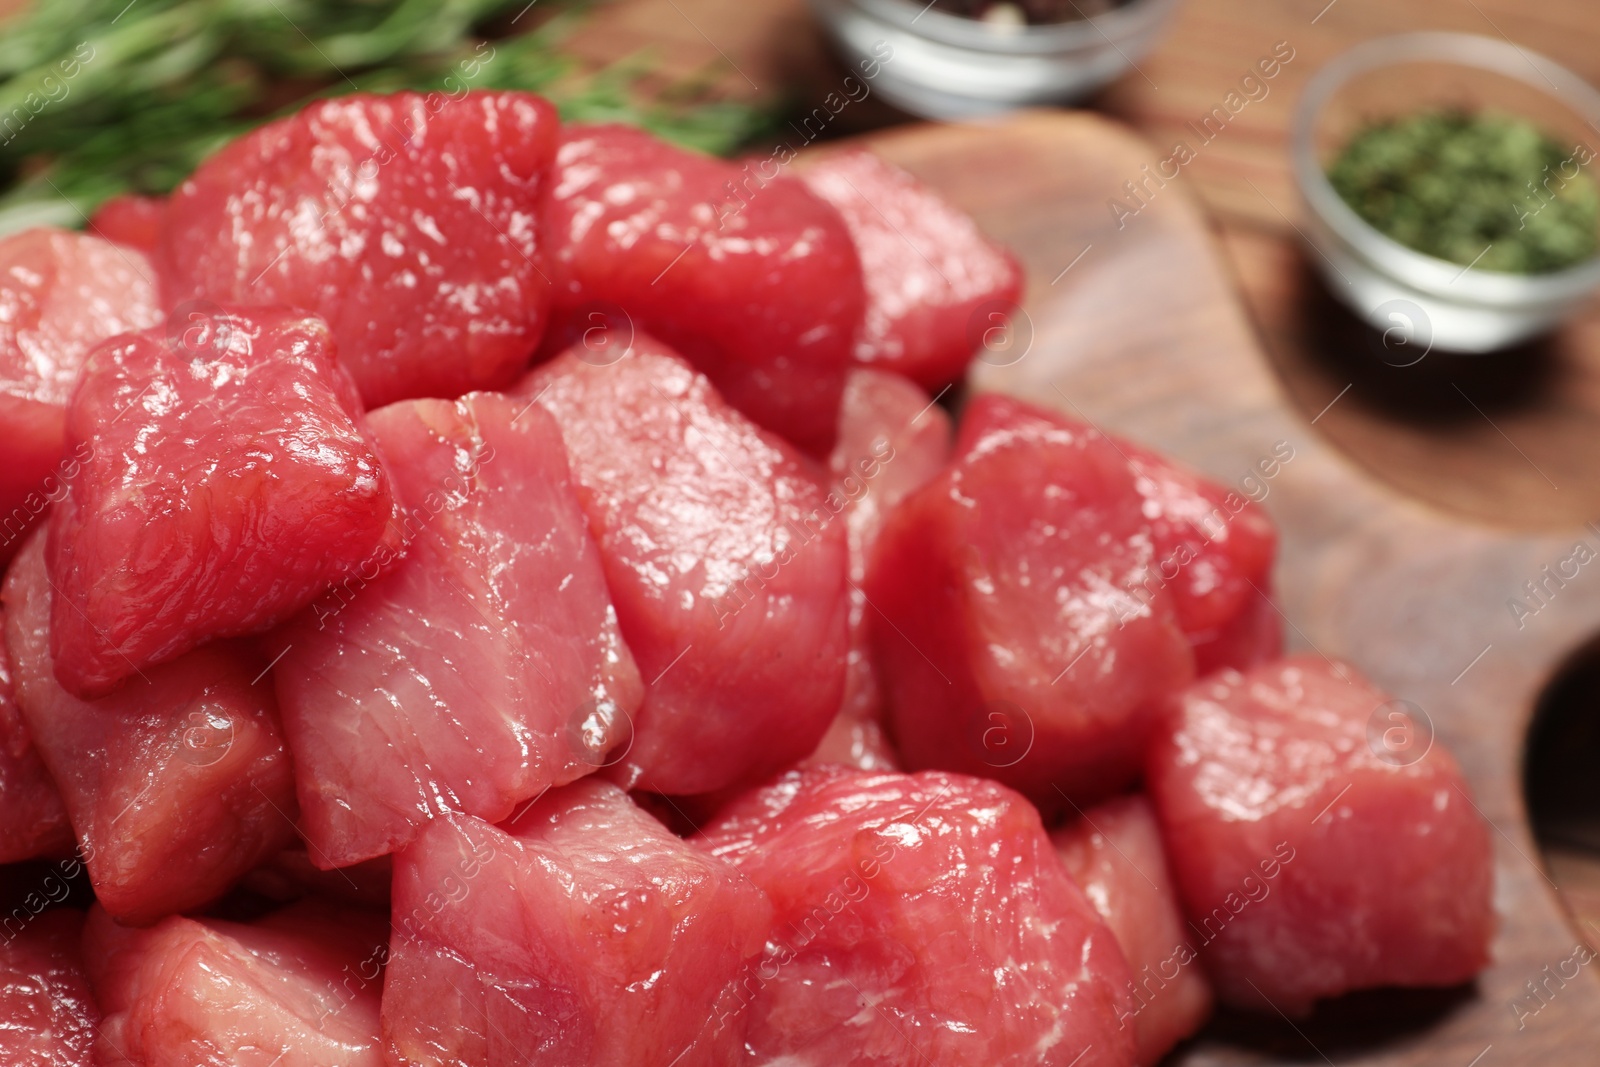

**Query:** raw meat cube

left=799, top=148, right=1024, bottom=390
left=86, top=900, right=388, bottom=1067
left=1118, top=441, right=1281, bottom=674
left=700, top=767, right=1137, bottom=1067
left=832, top=370, right=955, bottom=571
left=0, top=606, right=72, bottom=863
left=1053, top=795, right=1213, bottom=1065
left=48, top=306, right=394, bottom=698
left=4, top=532, right=297, bottom=925
left=807, top=369, right=952, bottom=772
left=956, top=395, right=1281, bottom=675
left=273, top=391, right=642, bottom=867
left=162, top=92, right=560, bottom=408
left=519, top=339, right=849, bottom=795
left=0, top=228, right=162, bottom=566
left=88, top=195, right=165, bottom=254
left=383, top=779, right=770, bottom=1067
left=1145, top=655, right=1495, bottom=1013
left=544, top=124, right=864, bottom=454
left=0, top=909, right=98, bottom=1067
left=867, top=394, right=1195, bottom=810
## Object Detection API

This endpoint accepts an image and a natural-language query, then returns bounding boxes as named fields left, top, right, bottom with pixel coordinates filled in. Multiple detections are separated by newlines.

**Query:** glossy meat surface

left=0, top=228, right=162, bottom=565
left=88, top=196, right=165, bottom=254
left=274, top=391, right=641, bottom=867
left=1121, top=442, right=1281, bottom=674
left=86, top=901, right=388, bottom=1067
left=956, top=395, right=1281, bottom=676
left=701, top=767, right=1138, bottom=1067
left=1053, top=795, right=1213, bottom=1065
left=162, top=92, right=559, bottom=408
left=799, top=149, right=1023, bottom=390
left=0, top=909, right=98, bottom=1067
left=0, top=608, right=72, bottom=864
left=4, top=533, right=296, bottom=925
left=807, top=369, right=952, bottom=772
left=520, top=340, right=848, bottom=795
left=384, top=779, right=770, bottom=1067
left=543, top=124, right=864, bottom=454
left=1145, top=656, right=1495, bottom=1013
left=48, top=307, right=393, bottom=698
left=868, top=394, right=1195, bottom=810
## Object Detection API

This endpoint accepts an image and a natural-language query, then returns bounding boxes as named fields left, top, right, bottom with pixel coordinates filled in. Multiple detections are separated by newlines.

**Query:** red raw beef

left=86, top=900, right=388, bottom=1067
left=273, top=391, right=642, bottom=868
left=0, top=909, right=98, bottom=1067
left=1195, top=592, right=1284, bottom=676
left=807, top=369, right=952, bottom=772
left=1053, top=795, right=1213, bottom=1066
left=162, top=92, right=559, bottom=408
left=88, top=195, right=165, bottom=254
left=519, top=339, right=849, bottom=795
left=0, top=228, right=162, bottom=566
left=0, top=606, right=72, bottom=863
left=700, top=767, right=1137, bottom=1067
left=4, top=533, right=297, bottom=925
left=867, top=394, right=1194, bottom=811
left=1119, top=442, right=1281, bottom=674
left=47, top=306, right=393, bottom=698
left=799, top=149, right=1024, bottom=390
left=956, top=395, right=1281, bottom=675
left=384, top=779, right=770, bottom=1067
left=543, top=124, right=864, bottom=454
left=1145, top=655, right=1494, bottom=1014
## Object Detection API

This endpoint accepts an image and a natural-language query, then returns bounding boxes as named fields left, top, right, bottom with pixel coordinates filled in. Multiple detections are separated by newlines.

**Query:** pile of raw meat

left=0, top=91, right=1494, bottom=1067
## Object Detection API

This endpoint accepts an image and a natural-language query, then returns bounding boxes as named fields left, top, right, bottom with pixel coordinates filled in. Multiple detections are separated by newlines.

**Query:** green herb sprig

left=0, top=0, right=775, bottom=236
left=1328, top=109, right=1600, bottom=275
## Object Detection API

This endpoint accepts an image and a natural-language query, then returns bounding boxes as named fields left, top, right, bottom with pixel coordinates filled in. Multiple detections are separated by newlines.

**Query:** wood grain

left=852, top=108, right=1600, bottom=1064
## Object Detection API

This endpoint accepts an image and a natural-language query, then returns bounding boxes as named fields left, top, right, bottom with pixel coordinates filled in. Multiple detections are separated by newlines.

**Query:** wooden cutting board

left=844, top=109, right=1600, bottom=1064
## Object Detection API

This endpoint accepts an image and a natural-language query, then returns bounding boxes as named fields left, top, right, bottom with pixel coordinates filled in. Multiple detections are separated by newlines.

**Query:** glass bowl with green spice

left=1292, top=33, right=1600, bottom=353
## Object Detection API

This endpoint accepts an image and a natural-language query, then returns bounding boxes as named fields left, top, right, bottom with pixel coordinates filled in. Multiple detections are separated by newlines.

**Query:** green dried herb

left=0, top=0, right=776, bottom=236
left=1328, top=109, right=1600, bottom=275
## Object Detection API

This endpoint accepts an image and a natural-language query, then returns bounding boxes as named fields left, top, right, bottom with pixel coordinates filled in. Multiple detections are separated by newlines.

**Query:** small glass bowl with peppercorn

left=1293, top=32, right=1600, bottom=353
left=808, top=0, right=1182, bottom=119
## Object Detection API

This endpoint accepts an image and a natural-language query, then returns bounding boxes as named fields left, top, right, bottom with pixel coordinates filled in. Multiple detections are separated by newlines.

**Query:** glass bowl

left=807, top=0, right=1182, bottom=119
left=1292, top=32, right=1600, bottom=353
